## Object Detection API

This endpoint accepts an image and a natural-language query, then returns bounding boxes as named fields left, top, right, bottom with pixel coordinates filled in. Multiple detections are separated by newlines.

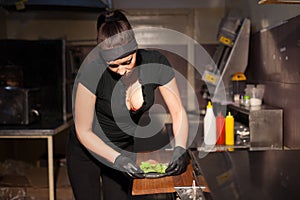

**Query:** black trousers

left=66, top=130, right=131, bottom=200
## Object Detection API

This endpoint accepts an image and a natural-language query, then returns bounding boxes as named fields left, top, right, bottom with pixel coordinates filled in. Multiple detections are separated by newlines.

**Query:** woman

left=66, top=10, right=189, bottom=200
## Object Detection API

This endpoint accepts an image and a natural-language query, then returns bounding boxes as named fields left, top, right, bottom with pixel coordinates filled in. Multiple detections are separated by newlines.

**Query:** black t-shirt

left=74, top=47, right=174, bottom=150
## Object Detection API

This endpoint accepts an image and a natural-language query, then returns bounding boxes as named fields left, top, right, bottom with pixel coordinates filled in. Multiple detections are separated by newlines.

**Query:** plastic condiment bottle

left=244, top=95, right=250, bottom=107
left=225, top=112, right=234, bottom=146
left=216, top=112, right=225, bottom=145
left=204, top=101, right=216, bottom=145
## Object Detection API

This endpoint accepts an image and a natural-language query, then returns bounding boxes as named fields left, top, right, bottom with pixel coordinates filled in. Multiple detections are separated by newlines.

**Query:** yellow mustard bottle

left=225, top=112, right=234, bottom=146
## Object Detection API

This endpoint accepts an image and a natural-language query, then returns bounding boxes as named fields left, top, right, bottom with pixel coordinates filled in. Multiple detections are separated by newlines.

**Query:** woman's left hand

left=166, top=146, right=190, bottom=176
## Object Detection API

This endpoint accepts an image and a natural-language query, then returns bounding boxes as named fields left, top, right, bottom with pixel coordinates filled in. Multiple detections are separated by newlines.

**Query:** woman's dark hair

left=96, top=9, right=134, bottom=49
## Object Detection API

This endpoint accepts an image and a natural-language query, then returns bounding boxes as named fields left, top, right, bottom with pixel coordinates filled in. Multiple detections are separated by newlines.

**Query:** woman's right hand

left=113, top=154, right=145, bottom=179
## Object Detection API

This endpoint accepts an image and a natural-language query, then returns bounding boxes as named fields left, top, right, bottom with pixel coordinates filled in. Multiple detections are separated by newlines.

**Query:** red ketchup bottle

left=216, top=112, right=225, bottom=145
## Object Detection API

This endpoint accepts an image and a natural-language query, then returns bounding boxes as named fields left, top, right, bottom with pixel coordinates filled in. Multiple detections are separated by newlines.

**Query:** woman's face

left=107, top=52, right=137, bottom=76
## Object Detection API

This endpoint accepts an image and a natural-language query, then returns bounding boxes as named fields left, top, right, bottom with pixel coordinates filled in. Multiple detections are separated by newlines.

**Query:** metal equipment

left=202, top=17, right=251, bottom=102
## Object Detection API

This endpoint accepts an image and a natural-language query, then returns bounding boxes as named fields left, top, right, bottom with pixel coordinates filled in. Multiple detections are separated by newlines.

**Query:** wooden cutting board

left=132, top=149, right=195, bottom=195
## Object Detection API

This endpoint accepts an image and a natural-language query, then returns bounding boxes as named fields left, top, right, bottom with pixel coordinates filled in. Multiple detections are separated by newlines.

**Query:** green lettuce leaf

left=140, top=161, right=168, bottom=174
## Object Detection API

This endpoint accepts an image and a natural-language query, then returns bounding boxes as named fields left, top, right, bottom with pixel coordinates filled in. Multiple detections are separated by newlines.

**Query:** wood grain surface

left=132, top=150, right=195, bottom=195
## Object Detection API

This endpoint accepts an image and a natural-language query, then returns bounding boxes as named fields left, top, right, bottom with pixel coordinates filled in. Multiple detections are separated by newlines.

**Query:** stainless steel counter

left=0, top=118, right=72, bottom=136
left=190, top=149, right=300, bottom=200
left=0, top=118, right=73, bottom=200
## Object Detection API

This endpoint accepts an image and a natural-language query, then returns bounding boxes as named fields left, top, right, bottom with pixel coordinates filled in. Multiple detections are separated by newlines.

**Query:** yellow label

left=15, top=1, right=25, bottom=10
left=217, top=170, right=233, bottom=185
left=204, top=73, right=217, bottom=84
left=219, top=36, right=232, bottom=46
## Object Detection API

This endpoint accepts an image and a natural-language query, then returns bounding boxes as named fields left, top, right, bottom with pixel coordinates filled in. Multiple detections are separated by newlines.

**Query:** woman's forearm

left=75, top=83, right=120, bottom=164
left=76, top=128, right=120, bottom=163
left=171, top=107, right=188, bottom=149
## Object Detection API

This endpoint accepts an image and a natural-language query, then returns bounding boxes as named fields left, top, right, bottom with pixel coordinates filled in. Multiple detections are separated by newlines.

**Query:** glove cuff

left=173, top=146, right=186, bottom=160
left=174, top=146, right=186, bottom=154
left=113, top=154, right=123, bottom=168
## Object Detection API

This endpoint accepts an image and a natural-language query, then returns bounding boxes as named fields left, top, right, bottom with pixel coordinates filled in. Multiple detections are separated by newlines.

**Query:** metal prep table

left=0, top=118, right=73, bottom=200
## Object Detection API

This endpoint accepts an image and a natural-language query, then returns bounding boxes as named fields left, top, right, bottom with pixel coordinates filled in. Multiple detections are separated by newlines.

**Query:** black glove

left=166, top=146, right=190, bottom=176
left=113, top=154, right=145, bottom=179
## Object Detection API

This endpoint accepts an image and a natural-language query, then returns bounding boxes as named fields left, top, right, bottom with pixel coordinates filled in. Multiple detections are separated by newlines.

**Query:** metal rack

left=227, top=103, right=283, bottom=150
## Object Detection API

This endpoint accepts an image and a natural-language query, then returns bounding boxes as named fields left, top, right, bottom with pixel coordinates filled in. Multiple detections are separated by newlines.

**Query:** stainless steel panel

left=267, top=29, right=283, bottom=82
left=227, top=104, right=283, bottom=150
left=191, top=150, right=300, bottom=200
left=280, top=16, right=300, bottom=84
left=248, top=27, right=283, bottom=83
left=282, top=83, right=300, bottom=148
left=249, top=150, right=300, bottom=200
left=191, top=150, right=257, bottom=200
left=262, top=82, right=285, bottom=107
left=246, top=15, right=300, bottom=148
left=249, top=109, right=283, bottom=149
left=264, top=82, right=300, bottom=149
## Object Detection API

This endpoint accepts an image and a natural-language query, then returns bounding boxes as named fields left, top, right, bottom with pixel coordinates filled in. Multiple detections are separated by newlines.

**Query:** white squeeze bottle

left=204, top=101, right=216, bottom=145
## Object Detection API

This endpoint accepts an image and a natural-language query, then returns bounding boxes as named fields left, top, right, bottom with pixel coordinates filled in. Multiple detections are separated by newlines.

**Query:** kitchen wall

left=0, top=8, right=224, bottom=44
left=0, top=11, right=99, bottom=42
left=0, top=7, right=224, bottom=112
left=224, top=0, right=300, bottom=148
left=225, top=0, right=300, bottom=32
left=246, top=15, right=300, bottom=149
